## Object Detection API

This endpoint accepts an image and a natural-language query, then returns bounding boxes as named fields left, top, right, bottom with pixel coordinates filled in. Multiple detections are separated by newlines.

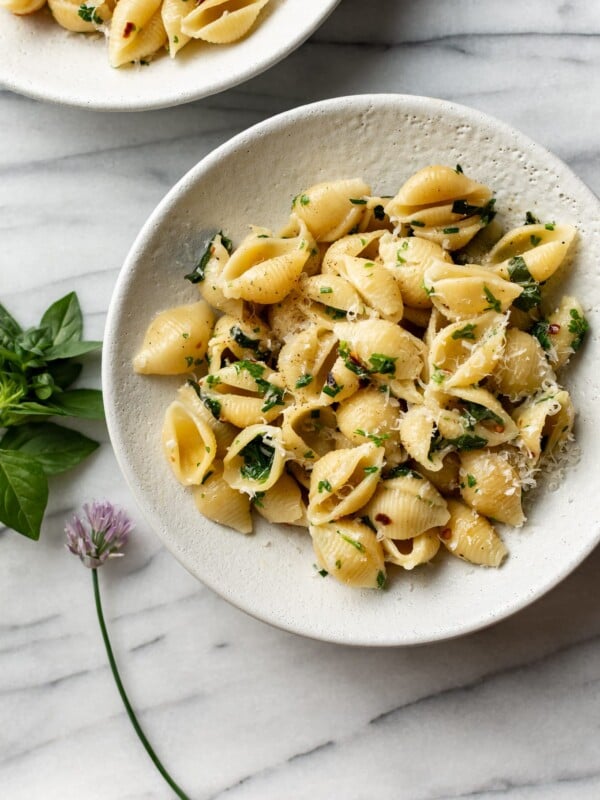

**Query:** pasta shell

left=387, top=165, right=489, bottom=210
left=181, top=0, right=269, bottom=43
left=439, top=500, right=507, bottom=567
left=192, top=462, right=252, bottom=534
left=398, top=405, right=442, bottom=471
left=318, top=357, right=361, bottom=405
left=301, top=274, right=365, bottom=315
left=278, top=326, right=337, bottom=398
left=49, top=0, right=113, bottom=31
left=428, top=311, right=508, bottom=389
left=223, top=424, right=287, bottom=493
left=281, top=402, right=338, bottom=464
left=162, top=0, right=192, bottom=56
left=162, top=400, right=217, bottom=486
left=543, top=296, right=588, bottom=369
left=489, top=224, right=576, bottom=282
left=307, top=443, right=384, bottom=525
left=291, top=180, right=372, bottom=242
left=310, top=520, right=385, bottom=589
left=197, top=233, right=244, bottom=318
left=222, top=220, right=313, bottom=303
left=133, top=300, right=214, bottom=375
left=459, top=450, right=525, bottom=527
left=337, top=254, right=404, bottom=322
left=415, top=453, right=460, bottom=494
left=441, top=386, right=519, bottom=448
left=177, top=383, right=237, bottom=457
left=207, top=314, right=273, bottom=372
left=512, top=389, right=574, bottom=463
left=336, top=387, right=403, bottom=463
left=492, top=328, right=553, bottom=400
left=254, top=472, right=304, bottom=525
left=109, top=0, right=167, bottom=67
left=363, top=472, right=449, bottom=540
left=379, top=233, right=452, bottom=309
left=321, top=229, right=385, bottom=274
left=424, top=262, right=523, bottom=321
left=383, top=531, right=440, bottom=570
left=199, top=361, right=286, bottom=427
left=333, top=319, right=425, bottom=382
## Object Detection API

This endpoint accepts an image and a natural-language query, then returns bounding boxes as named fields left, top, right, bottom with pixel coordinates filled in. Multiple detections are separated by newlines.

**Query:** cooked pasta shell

left=415, top=453, right=460, bottom=494
left=3, top=0, right=46, bottom=13
left=379, top=233, right=452, bottom=309
left=321, top=229, right=385, bottom=274
left=543, top=296, right=588, bottom=369
left=318, top=357, right=361, bottom=405
left=357, top=197, right=395, bottom=234
left=424, top=262, right=523, bottom=321
left=278, top=326, right=337, bottom=398
left=162, top=0, right=191, bottom=56
left=386, top=165, right=489, bottom=211
left=310, top=520, right=385, bottom=589
left=398, top=405, right=443, bottom=471
left=428, top=311, right=508, bottom=389
left=333, top=319, right=425, bottom=382
left=181, top=0, right=269, bottom=43
left=459, top=450, right=525, bottom=527
left=307, top=443, right=384, bottom=525
left=336, top=387, right=403, bottom=463
left=512, top=388, right=574, bottom=463
left=200, top=360, right=286, bottom=427
left=441, top=386, right=519, bottom=448
left=192, top=462, right=252, bottom=534
left=222, top=219, right=313, bottom=303
left=301, top=274, right=365, bottom=316
left=223, top=424, right=287, bottom=493
left=489, top=224, right=576, bottom=282
left=109, top=0, right=167, bottom=67
left=197, top=233, right=244, bottom=318
left=492, top=328, right=553, bottom=400
left=337, top=254, right=404, bottom=322
left=133, top=300, right=214, bottom=375
left=281, top=402, right=338, bottom=464
left=439, top=500, right=507, bottom=567
left=207, top=314, right=273, bottom=372
left=162, top=400, right=217, bottom=486
left=364, top=472, right=449, bottom=540
left=254, top=472, right=304, bottom=526
left=49, top=0, right=113, bottom=30
left=292, top=180, right=372, bottom=242
left=383, top=531, right=440, bottom=570
left=177, top=383, right=237, bottom=457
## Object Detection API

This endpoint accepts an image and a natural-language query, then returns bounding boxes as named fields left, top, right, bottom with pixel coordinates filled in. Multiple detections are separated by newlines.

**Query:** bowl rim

left=0, top=0, right=341, bottom=111
left=103, top=93, right=600, bottom=645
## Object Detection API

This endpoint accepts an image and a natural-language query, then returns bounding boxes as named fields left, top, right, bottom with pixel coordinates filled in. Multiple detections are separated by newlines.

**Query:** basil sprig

left=0, top=293, right=103, bottom=540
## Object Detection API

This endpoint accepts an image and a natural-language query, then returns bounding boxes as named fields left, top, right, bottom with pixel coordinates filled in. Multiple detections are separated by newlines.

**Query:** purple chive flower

left=66, top=501, right=134, bottom=569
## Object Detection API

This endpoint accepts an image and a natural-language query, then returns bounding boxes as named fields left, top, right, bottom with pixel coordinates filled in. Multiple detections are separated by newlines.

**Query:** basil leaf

left=41, top=292, right=83, bottom=347
left=50, top=389, right=105, bottom=420
left=47, top=360, right=83, bottom=389
left=0, top=303, right=22, bottom=349
left=16, top=326, right=53, bottom=357
left=0, top=423, right=99, bottom=476
left=44, top=340, right=102, bottom=361
left=0, top=449, right=48, bottom=540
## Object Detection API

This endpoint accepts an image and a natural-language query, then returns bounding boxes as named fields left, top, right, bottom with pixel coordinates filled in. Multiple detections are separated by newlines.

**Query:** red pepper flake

left=440, top=527, right=452, bottom=540
left=123, top=21, right=136, bottom=37
left=548, top=323, right=561, bottom=335
left=494, top=424, right=505, bottom=433
left=375, top=513, right=391, bottom=525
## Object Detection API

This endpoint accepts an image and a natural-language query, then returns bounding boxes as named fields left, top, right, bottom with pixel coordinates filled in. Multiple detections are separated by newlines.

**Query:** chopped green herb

left=452, top=323, right=476, bottom=341
left=460, top=401, right=503, bottom=431
left=411, top=220, right=425, bottom=228
left=335, top=559, right=342, bottom=570
left=466, top=474, right=477, bottom=488
left=368, top=353, right=397, bottom=375
left=230, top=326, right=261, bottom=351
left=525, top=211, right=540, bottom=225
left=423, top=283, right=434, bottom=298
left=479, top=198, right=497, bottom=225
left=234, top=359, right=265, bottom=379
left=339, top=342, right=370, bottom=380
left=360, top=515, right=377, bottom=532
left=373, top=204, right=385, bottom=220
left=319, top=287, right=333, bottom=294
left=384, top=465, right=422, bottom=480
left=300, top=195, right=310, bottom=206
left=259, top=382, right=285, bottom=413
left=455, top=164, right=464, bottom=174
left=206, top=373, right=221, bottom=388
left=78, top=3, right=103, bottom=23
left=239, top=435, right=274, bottom=484
left=396, top=250, right=406, bottom=265
left=507, top=256, right=541, bottom=311
left=354, top=429, right=390, bottom=447
left=185, top=356, right=194, bottom=367
left=182, top=332, right=189, bottom=339
left=184, top=232, right=231, bottom=283
left=349, top=198, right=367, bottom=205
left=295, top=374, right=313, bottom=389
left=314, top=564, right=328, bottom=577
left=530, top=234, right=542, bottom=247
left=568, top=308, right=589, bottom=351
left=173, top=35, right=179, bottom=43
left=376, top=570, right=386, bottom=589
left=364, top=465, right=379, bottom=474
left=483, top=285, right=502, bottom=313
left=443, top=227, right=459, bottom=235
left=545, top=222, right=555, bottom=231
left=318, top=479, right=332, bottom=493
left=322, top=374, right=343, bottom=397
left=303, top=450, right=315, bottom=459
left=251, top=491, right=265, bottom=508
left=430, top=431, right=488, bottom=454
left=431, top=365, right=446, bottom=385
left=325, top=306, right=347, bottom=320
left=531, top=319, right=551, bottom=350
left=337, top=531, right=366, bottom=552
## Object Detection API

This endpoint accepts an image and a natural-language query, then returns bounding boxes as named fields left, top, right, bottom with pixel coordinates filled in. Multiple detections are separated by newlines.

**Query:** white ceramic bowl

left=104, top=94, right=600, bottom=645
left=0, top=0, right=339, bottom=111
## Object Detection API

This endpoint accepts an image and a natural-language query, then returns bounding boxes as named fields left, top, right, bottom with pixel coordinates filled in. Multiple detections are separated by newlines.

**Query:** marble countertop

left=2, top=1, right=600, bottom=798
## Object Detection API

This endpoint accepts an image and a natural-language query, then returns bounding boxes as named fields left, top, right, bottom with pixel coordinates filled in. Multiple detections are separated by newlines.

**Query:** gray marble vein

left=1, top=0, right=600, bottom=798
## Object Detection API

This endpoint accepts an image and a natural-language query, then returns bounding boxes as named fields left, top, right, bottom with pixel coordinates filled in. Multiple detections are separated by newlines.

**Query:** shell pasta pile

left=1, top=0, right=270, bottom=68
left=133, top=165, right=588, bottom=590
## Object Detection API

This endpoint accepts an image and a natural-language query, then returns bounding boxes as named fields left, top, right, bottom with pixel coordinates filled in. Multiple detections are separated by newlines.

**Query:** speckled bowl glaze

left=0, top=0, right=340, bottom=111
left=104, top=94, right=600, bottom=645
